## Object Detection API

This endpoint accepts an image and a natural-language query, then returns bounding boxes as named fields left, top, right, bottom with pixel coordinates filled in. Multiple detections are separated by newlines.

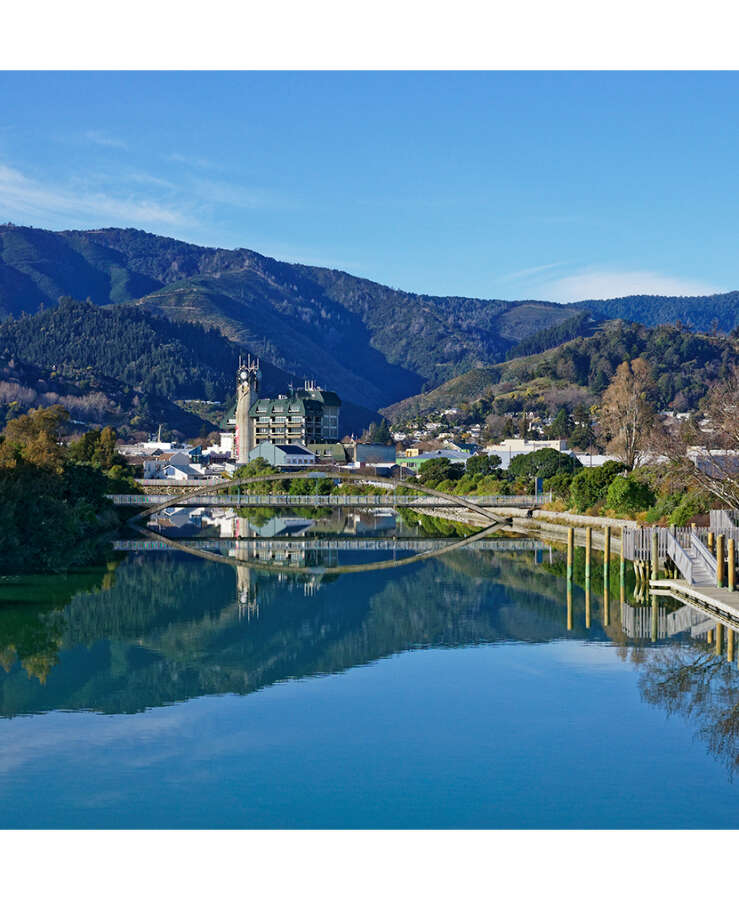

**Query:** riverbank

left=424, top=504, right=627, bottom=551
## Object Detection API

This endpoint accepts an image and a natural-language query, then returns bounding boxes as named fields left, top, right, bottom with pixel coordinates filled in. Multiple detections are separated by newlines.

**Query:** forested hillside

left=382, top=320, right=739, bottom=421
left=0, top=224, right=581, bottom=407
left=578, top=292, right=739, bottom=333
left=0, top=299, right=377, bottom=436
left=3, top=223, right=739, bottom=416
left=0, top=298, right=244, bottom=400
left=0, top=355, right=210, bottom=435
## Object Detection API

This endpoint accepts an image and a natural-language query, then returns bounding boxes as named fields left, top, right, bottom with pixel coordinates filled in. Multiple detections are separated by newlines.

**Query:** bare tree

left=598, top=359, right=656, bottom=469
left=653, top=366, right=739, bottom=507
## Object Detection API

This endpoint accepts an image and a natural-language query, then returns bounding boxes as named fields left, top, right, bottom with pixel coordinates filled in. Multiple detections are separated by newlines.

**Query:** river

left=1, top=508, right=738, bottom=828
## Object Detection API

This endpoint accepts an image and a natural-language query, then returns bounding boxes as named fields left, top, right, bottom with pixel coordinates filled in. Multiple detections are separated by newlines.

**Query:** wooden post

left=566, top=527, right=574, bottom=631
left=603, top=526, right=611, bottom=627
left=651, top=596, right=658, bottom=642
left=651, top=530, right=659, bottom=582
left=715, top=622, right=724, bottom=656
left=728, top=538, right=736, bottom=592
left=585, top=526, right=592, bottom=629
left=707, top=629, right=714, bottom=644
left=717, top=533, right=725, bottom=588
left=708, top=531, right=715, bottom=554
left=567, top=527, right=574, bottom=582
left=728, top=629, right=735, bottom=663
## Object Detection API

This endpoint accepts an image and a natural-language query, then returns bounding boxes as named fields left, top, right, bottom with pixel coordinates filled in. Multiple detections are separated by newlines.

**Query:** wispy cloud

left=499, top=261, right=571, bottom=283
left=84, top=129, right=128, bottom=150
left=537, top=268, right=722, bottom=303
left=189, top=175, right=279, bottom=211
left=0, top=161, right=190, bottom=228
left=165, top=151, right=215, bottom=170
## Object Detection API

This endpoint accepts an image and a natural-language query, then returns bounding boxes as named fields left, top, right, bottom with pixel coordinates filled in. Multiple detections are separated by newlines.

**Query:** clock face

left=240, top=371, right=248, bottom=381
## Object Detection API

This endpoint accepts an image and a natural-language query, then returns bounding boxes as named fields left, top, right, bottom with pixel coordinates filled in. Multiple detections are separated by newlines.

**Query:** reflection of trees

left=636, top=644, right=739, bottom=778
left=0, top=548, right=596, bottom=715
left=0, top=564, right=114, bottom=683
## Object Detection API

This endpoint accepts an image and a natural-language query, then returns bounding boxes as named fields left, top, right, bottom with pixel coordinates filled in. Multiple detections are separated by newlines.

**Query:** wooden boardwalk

left=650, top=578, right=739, bottom=627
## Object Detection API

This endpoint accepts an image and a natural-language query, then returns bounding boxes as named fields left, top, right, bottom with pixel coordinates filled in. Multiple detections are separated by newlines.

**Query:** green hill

left=4, top=223, right=739, bottom=415
left=0, top=298, right=377, bottom=436
left=578, top=292, right=739, bottom=333
left=382, top=320, right=739, bottom=421
left=0, top=355, right=210, bottom=435
left=0, top=224, right=580, bottom=408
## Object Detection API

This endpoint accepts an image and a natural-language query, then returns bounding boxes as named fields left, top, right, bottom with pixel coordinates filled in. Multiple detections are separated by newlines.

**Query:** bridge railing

left=107, top=491, right=552, bottom=508
left=665, top=530, right=693, bottom=583
left=690, top=532, right=718, bottom=581
left=112, top=538, right=547, bottom=553
left=622, top=525, right=707, bottom=562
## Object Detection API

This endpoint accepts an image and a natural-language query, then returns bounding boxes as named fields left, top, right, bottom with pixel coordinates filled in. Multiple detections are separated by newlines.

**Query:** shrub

left=605, top=474, right=656, bottom=515
left=668, top=493, right=711, bottom=526
left=569, top=460, right=626, bottom=512
left=544, top=470, right=575, bottom=503
left=643, top=493, right=681, bottom=524
left=508, top=448, right=582, bottom=480
left=465, top=453, right=501, bottom=477
left=417, top=457, right=464, bottom=486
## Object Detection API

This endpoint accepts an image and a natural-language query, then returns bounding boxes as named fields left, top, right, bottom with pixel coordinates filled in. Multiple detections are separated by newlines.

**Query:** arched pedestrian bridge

left=110, top=470, right=549, bottom=522
left=116, top=470, right=551, bottom=575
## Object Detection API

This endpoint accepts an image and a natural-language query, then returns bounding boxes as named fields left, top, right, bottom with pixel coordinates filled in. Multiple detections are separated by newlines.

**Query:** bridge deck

left=113, top=538, right=546, bottom=553
left=650, top=578, right=739, bottom=626
left=108, top=492, right=548, bottom=508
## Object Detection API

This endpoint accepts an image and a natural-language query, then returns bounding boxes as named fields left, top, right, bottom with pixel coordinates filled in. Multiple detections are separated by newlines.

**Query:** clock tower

left=235, top=355, right=261, bottom=464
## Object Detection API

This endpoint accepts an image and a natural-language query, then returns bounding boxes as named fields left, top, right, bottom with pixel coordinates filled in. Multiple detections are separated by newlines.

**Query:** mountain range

left=1, top=222, right=738, bottom=432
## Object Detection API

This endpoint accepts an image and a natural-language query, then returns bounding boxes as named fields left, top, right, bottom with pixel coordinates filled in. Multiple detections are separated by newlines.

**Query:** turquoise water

left=1, top=533, right=738, bottom=828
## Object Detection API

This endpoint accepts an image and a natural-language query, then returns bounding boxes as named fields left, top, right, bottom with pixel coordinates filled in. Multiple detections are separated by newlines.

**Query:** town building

left=232, top=359, right=341, bottom=459
left=248, top=442, right=317, bottom=468
left=346, top=442, right=396, bottom=465
left=308, top=442, right=350, bottom=465
left=235, top=356, right=261, bottom=463
left=397, top=449, right=471, bottom=473
left=485, top=438, right=570, bottom=470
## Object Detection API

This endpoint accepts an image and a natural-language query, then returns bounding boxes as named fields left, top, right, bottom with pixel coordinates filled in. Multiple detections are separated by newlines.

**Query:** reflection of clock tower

left=235, top=355, right=261, bottom=463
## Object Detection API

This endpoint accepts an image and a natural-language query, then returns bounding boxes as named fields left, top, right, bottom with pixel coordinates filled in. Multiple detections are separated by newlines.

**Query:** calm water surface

left=1, top=510, right=738, bottom=828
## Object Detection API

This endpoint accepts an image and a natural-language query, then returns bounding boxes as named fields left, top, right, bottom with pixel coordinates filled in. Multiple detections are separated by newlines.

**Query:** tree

left=362, top=419, right=392, bottom=444
left=547, top=407, right=571, bottom=439
left=508, top=448, right=581, bottom=481
left=605, top=473, right=656, bottom=514
left=0, top=404, right=69, bottom=471
left=653, top=365, right=739, bottom=507
left=416, top=457, right=464, bottom=486
left=465, top=453, right=501, bottom=477
left=598, top=359, right=656, bottom=469
left=569, top=460, right=627, bottom=512
left=68, top=426, right=124, bottom=471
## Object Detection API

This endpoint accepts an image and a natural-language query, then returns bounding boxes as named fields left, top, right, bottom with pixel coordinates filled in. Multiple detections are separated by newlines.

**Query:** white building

left=485, top=438, right=570, bottom=470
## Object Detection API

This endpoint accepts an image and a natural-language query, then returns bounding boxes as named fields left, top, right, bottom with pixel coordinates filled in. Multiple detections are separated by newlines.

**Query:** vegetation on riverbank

left=0, top=405, right=139, bottom=575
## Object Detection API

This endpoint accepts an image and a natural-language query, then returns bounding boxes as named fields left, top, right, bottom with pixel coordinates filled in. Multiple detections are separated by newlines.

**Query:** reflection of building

left=236, top=566, right=259, bottom=620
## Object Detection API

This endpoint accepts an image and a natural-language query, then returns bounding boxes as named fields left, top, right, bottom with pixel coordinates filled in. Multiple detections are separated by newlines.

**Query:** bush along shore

left=0, top=405, right=140, bottom=575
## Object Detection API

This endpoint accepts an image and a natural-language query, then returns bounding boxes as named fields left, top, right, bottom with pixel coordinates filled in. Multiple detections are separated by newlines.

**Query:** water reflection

left=2, top=510, right=739, bottom=781
left=556, top=542, right=739, bottom=778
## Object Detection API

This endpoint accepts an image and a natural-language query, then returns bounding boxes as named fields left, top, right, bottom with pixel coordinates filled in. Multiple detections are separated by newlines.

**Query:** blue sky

left=0, top=71, right=737, bottom=302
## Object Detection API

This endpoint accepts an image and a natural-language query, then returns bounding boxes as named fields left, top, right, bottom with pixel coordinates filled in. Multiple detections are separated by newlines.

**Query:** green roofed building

left=307, top=442, right=350, bottom=464
left=249, top=380, right=341, bottom=448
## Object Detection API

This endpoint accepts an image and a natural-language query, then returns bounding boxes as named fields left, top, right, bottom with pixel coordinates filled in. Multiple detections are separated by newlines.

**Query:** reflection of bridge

left=114, top=538, right=547, bottom=553
left=121, top=470, right=533, bottom=575
left=109, top=492, right=549, bottom=509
